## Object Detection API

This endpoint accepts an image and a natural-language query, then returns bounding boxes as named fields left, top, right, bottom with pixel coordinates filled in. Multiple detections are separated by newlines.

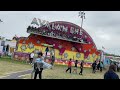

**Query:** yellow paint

left=17, top=43, right=99, bottom=63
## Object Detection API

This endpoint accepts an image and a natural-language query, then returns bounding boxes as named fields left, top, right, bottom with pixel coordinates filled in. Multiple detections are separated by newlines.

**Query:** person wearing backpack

left=34, top=52, right=44, bottom=79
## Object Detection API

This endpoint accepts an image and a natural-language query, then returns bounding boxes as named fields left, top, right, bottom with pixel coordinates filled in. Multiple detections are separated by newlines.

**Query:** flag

left=102, top=46, right=105, bottom=49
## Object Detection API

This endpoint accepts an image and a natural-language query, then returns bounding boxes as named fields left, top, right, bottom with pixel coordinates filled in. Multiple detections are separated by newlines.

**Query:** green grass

left=0, top=57, right=120, bottom=79
left=0, top=57, right=31, bottom=77
left=21, top=65, right=120, bottom=79
left=0, top=57, right=29, bottom=65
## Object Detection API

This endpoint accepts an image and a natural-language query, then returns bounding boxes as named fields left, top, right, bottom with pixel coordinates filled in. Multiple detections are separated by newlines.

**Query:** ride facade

left=14, top=18, right=101, bottom=67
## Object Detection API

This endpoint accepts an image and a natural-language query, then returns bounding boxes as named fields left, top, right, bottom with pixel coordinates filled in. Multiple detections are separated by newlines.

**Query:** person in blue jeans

left=104, top=64, right=119, bottom=79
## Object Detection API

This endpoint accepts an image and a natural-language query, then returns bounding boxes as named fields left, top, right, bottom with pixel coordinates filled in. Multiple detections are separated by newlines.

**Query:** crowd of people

left=27, top=47, right=120, bottom=79
left=65, top=58, right=119, bottom=79
left=92, top=60, right=104, bottom=73
left=65, top=59, right=103, bottom=75
left=66, top=59, right=84, bottom=75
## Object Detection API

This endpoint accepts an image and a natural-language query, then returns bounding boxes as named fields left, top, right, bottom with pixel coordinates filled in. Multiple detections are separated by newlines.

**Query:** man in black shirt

left=92, top=61, right=97, bottom=73
left=79, top=60, right=84, bottom=75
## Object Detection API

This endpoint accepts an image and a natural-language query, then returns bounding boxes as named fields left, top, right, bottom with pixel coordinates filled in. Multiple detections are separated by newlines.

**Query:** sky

left=0, top=11, right=120, bottom=55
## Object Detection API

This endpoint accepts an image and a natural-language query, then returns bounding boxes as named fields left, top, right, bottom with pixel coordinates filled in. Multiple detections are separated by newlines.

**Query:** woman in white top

left=29, top=51, right=34, bottom=64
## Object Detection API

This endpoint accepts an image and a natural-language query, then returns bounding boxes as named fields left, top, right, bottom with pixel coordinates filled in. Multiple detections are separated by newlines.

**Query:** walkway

left=0, top=69, right=32, bottom=79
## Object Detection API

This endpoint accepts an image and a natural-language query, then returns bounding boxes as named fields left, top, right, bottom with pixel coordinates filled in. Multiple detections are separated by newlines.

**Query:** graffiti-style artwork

left=37, top=40, right=40, bottom=44
left=89, top=49, right=91, bottom=52
left=31, top=18, right=39, bottom=26
left=79, top=48, right=81, bottom=51
left=28, top=42, right=34, bottom=49
left=20, top=44, right=27, bottom=51
left=34, top=48, right=39, bottom=53
left=71, top=47, right=75, bottom=51
left=22, top=40, right=26, bottom=44
left=87, top=55, right=90, bottom=60
left=15, top=20, right=101, bottom=67
left=92, top=53, right=96, bottom=58
left=76, top=53, right=81, bottom=58
left=58, top=45, right=62, bottom=49
left=64, top=53, right=68, bottom=58
left=85, top=35, right=87, bottom=38
left=35, top=34, right=37, bottom=37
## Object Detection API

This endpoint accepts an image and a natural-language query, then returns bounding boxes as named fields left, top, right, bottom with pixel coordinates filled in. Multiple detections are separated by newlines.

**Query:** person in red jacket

left=66, top=58, right=72, bottom=73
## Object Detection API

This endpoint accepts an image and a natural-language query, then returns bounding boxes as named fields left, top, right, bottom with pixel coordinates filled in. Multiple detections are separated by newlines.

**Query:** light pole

left=78, top=11, right=85, bottom=28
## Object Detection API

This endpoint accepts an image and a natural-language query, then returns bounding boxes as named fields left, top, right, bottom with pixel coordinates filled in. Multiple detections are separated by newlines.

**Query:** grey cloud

left=0, top=11, right=120, bottom=55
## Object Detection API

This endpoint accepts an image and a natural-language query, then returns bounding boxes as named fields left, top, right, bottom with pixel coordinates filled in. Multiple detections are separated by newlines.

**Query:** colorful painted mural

left=14, top=20, right=100, bottom=67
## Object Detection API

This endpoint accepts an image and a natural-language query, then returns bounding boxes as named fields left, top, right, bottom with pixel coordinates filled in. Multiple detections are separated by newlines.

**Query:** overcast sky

left=0, top=11, right=120, bottom=55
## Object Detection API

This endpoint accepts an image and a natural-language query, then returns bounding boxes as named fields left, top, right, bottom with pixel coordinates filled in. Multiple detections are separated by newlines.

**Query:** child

left=72, top=60, right=78, bottom=74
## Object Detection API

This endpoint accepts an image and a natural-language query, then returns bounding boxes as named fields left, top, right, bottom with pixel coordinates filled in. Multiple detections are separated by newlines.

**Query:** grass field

left=21, top=65, right=120, bottom=79
left=0, top=57, right=31, bottom=77
left=0, top=57, right=120, bottom=79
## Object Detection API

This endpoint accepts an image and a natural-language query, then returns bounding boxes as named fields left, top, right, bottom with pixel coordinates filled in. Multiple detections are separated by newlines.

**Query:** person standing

left=50, top=55, right=55, bottom=69
left=72, top=60, right=78, bottom=74
left=34, top=52, right=44, bottom=79
left=104, top=64, right=119, bottom=79
left=92, top=61, right=97, bottom=73
left=66, top=58, right=72, bottom=73
left=31, top=51, right=38, bottom=79
left=114, top=62, right=117, bottom=72
left=45, top=47, right=49, bottom=56
left=6, top=44, right=9, bottom=56
left=97, top=61, right=100, bottom=70
left=116, top=62, right=119, bottom=72
left=118, top=62, right=120, bottom=72
left=100, top=61, right=103, bottom=72
left=29, top=51, right=34, bottom=64
left=79, top=60, right=84, bottom=75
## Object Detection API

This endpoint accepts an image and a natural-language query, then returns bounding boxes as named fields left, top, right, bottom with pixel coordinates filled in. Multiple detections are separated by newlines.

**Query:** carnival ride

left=14, top=20, right=101, bottom=67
